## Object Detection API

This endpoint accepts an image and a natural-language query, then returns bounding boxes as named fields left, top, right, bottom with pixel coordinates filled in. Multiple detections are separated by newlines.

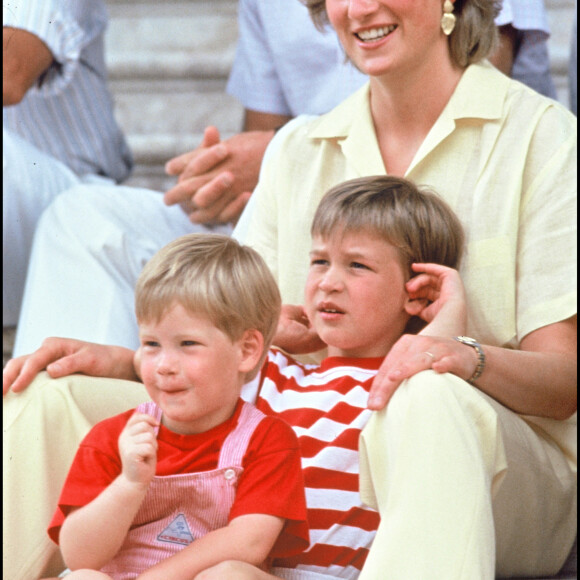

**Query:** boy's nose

left=156, top=351, right=178, bottom=375
left=318, top=268, right=344, bottom=292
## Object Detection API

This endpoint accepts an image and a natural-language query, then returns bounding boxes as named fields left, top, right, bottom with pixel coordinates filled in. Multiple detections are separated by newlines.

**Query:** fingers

left=367, top=336, right=469, bottom=410
left=218, top=191, right=252, bottom=225
left=367, top=336, right=438, bottom=409
left=120, top=413, right=159, bottom=479
left=126, top=411, right=160, bottom=430
left=165, top=150, right=195, bottom=177
left=44, top=349, right=97, bottom=379
left=3, top=356, right=31, bottom=395
left=164, top=174, right=210, bottom=206
left=163, top=171, right=234, bottom=215
left=178, top=143, right=229, bottom=182
left=200, top=125, right=221, bottom=148
left=3, top=338, right=71, bottom=394
left=367, top=352, right=435, bottom=410
left=411, top=262, right=454, bottom=275
left=164, top=126, right=222, bottom=176
left=188, top=171, right=234, bottom=215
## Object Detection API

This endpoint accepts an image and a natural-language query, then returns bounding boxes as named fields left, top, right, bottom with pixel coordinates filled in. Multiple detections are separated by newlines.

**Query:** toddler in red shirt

left=47, top=234, right=309, bottom=579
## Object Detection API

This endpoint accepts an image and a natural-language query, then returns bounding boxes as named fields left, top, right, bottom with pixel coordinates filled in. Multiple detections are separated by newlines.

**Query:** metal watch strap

left=453, top=336, right=485, bottom=384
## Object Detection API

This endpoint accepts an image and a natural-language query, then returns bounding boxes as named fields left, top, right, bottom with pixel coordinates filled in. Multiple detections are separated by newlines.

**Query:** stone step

left=104, top=0, right=242, bottom=189
left=545, top=0, right=576, bottom=107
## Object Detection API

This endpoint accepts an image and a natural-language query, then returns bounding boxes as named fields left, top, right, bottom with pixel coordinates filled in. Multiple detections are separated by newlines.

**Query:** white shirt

left=226, top=0, right=368, bottom=117
left=3, top=0, right=132, bottom=182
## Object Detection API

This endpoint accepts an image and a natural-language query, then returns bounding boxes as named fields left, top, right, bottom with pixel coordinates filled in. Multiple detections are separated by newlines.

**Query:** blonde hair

left=301, top=0, right=501, bottom=67
left=135, top=234, right=281, bottom=371
left=312, top=175, right=464, bottom=273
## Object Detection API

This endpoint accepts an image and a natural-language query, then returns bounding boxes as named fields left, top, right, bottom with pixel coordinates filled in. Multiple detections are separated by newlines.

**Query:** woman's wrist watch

left=453, top=336, right=486, bottom=385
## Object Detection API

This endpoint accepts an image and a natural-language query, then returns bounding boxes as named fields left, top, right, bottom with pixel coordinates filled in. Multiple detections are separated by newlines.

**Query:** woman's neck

left=370, top=57, right=464, bottom=176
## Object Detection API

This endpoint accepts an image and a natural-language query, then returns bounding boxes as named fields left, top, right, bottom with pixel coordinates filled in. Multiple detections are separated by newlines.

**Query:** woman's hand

left=367, top=334, right=478, bottom=409
left=367, top=264, right=471, bottom=409
left=369, top=317, right=577, bottom=420
left=273, top=304, right=326, bottom=355
left=2, top=337, right=138, bottom=395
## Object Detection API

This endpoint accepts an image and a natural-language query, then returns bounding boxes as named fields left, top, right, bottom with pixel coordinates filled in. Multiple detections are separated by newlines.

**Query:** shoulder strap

left=218, top=402, right=266, bottom=469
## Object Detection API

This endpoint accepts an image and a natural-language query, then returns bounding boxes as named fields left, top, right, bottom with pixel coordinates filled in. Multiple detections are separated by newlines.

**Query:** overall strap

left=218, top=402, right=266, bottom=469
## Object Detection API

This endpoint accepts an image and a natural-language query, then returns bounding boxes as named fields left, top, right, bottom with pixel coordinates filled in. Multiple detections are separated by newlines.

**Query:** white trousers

left=13, top=183, right=232, bottom=356
left=3, top=129, right=80, bottom=326
left=358, top=371, right=577, bottom=580
left=2, top=371, right=576, bottom=579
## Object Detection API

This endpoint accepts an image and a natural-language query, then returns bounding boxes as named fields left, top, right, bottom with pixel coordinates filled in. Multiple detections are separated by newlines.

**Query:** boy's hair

left=135, top=234, right=281, bottom=371
left=312, top=175, right=465, bottom=273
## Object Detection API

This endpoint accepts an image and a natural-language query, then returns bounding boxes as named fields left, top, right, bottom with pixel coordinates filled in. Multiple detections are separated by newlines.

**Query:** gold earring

left=441, top=0, right=456, bottom=36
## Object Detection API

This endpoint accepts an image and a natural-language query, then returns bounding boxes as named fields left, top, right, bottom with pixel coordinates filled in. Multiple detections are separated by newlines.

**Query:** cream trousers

left=358, top=371, right=576, bottom=579
left=3, top=371, right=576, bottom=579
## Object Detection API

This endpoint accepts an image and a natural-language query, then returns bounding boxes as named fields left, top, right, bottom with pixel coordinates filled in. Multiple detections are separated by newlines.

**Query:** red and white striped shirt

left=246, top=348, right=383, bottom=579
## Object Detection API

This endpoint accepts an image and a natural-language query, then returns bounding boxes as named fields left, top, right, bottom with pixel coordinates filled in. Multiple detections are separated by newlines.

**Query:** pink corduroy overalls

left=100, top=400, right=266, bottom=579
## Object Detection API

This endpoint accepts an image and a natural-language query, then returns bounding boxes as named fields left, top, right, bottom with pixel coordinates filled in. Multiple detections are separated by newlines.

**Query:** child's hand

left=405, top=263, right=467, bottom=337
left=273, top=304, right=327, bottom=354
left=118, top=412, right=159, bottom=487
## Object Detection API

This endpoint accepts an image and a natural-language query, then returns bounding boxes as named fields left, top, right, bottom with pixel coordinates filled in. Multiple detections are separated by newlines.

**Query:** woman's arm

left=368, top=316, right=577, bottom=420
left=137, top=514, right=285, bottom=580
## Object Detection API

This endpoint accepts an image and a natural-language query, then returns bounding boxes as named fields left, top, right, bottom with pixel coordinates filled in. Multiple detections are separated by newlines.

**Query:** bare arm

left=137, top=514, right=285, bottom=580
left=368, top=316, right=577, bottom=420
left=243, top=109, right=292, bottom=132
left=163, top=109, right=292, bottom=225
left=3, top=338, right=139, bottom=395
left=60, top=413, right=158, bottom=570
left=3, top=27, right=54, bottom=105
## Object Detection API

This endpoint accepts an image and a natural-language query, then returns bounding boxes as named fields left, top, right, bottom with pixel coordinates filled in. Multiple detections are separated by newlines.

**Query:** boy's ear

left=237, top=329, right=265, bottom=374
left=404, top=297, right=428, bottom=318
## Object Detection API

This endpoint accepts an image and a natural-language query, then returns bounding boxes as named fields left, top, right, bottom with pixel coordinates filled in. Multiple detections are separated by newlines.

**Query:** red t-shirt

left=48, top=399, right=309, bottom=558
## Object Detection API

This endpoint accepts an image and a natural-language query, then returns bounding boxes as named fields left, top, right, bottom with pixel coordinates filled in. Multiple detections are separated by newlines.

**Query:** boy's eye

left=143, top=340, right=159, bottom=348
left=310, top=258, right=328, bottom=267
left=351, top=261, right=369, bottom=270
left=181, top=340, right=198, bottom=347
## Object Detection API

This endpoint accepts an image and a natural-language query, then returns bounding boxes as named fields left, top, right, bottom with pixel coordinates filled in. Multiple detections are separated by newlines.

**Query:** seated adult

left=3, top=0, right=576, bottom=578
left=3, top=0, right=132, bottom=329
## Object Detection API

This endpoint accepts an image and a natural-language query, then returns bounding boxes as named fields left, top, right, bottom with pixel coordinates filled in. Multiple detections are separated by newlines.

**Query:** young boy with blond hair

left=47, top=234, right=309, bottom=579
